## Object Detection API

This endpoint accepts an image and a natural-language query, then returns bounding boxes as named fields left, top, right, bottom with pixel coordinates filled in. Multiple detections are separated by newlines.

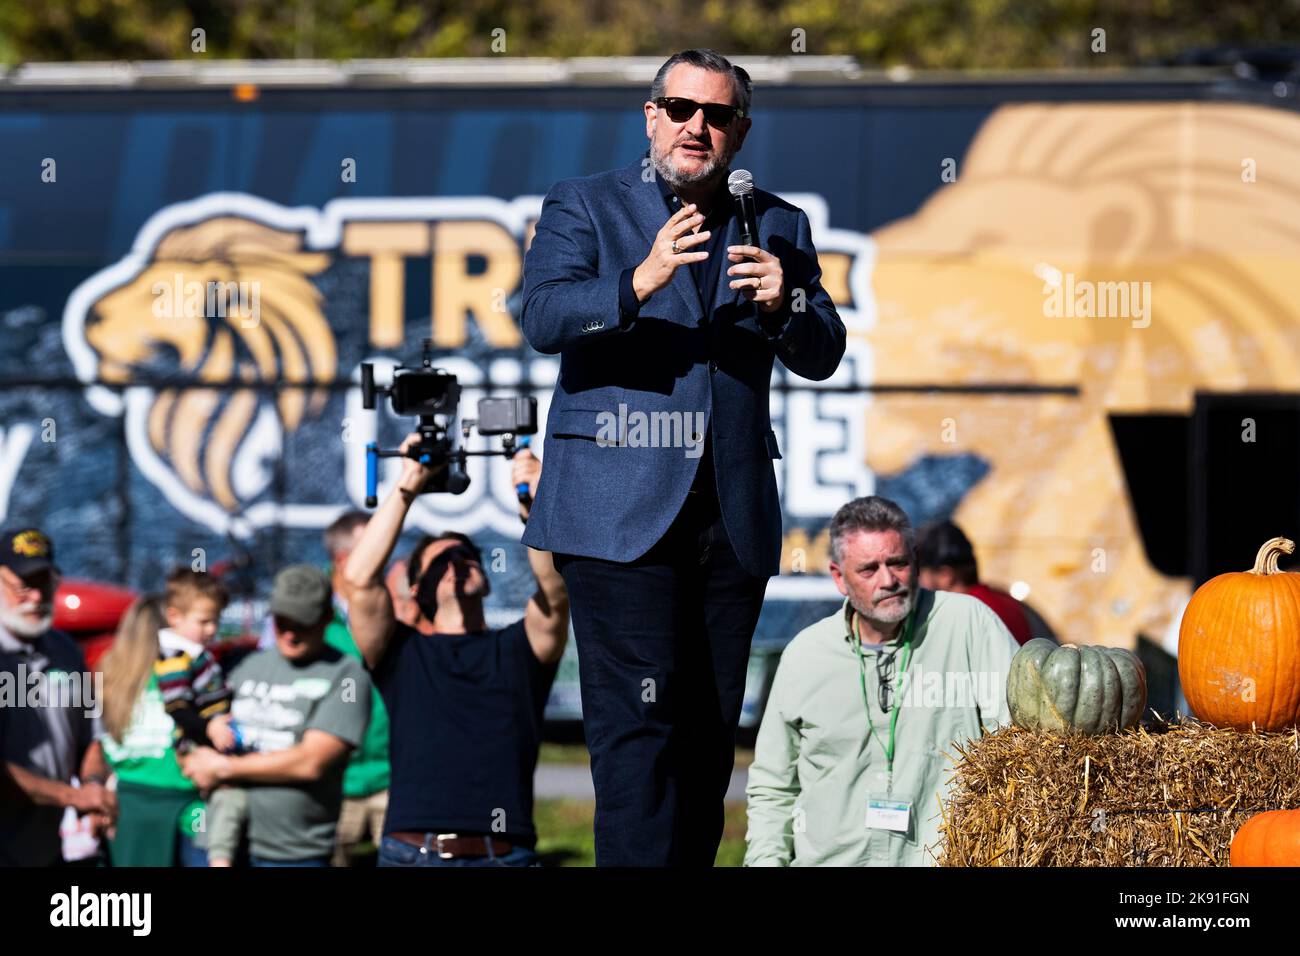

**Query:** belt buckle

left=435, top=833, right=459, bottom=860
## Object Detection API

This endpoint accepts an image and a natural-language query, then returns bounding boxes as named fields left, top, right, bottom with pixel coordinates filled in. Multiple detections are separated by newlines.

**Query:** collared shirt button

left=709, top=360, right=718, bottom=372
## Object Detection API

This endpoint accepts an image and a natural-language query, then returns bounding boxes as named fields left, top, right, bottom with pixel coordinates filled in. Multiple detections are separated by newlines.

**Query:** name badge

left=866, top=799, right=911, bottom=832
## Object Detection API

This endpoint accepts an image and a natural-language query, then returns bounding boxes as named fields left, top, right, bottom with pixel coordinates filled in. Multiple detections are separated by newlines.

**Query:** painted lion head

left=83, top=216, right=335, bottom=512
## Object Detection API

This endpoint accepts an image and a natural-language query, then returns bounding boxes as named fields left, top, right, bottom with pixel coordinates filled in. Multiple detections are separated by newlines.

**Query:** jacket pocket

left=549, top=408, right=613, bottom=441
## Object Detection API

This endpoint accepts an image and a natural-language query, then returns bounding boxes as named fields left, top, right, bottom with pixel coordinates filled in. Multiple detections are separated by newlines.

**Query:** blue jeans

left=250, top=856, right=332, bottom=867
left=177, top=832, right=209, bottom=868
left=378, top=835, right=541, bottom=867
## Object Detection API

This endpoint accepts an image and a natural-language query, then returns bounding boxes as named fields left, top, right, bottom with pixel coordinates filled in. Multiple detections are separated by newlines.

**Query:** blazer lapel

left=619, top=160, right=704, bottom=324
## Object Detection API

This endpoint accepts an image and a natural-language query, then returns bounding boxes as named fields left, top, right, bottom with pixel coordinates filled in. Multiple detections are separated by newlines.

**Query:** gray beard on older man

left=0, top=601, right=53, bottom=640
left=856, top=585, right=915, bottom=631
left=650, top=130, right=740, bottom=190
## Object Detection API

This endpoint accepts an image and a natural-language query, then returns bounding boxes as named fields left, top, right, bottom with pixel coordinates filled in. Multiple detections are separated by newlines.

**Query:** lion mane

left=867, top=102, right=1300, bottom=648
left=84, top=217, right=335, bottom=512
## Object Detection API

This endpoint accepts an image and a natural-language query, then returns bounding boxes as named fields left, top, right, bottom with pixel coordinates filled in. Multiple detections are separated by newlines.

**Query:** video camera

left=360, top=340, right=538, bottom=509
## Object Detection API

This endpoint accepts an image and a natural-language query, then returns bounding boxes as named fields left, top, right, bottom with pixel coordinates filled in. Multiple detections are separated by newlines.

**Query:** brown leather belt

left=388, top=831, right=515, bottom=860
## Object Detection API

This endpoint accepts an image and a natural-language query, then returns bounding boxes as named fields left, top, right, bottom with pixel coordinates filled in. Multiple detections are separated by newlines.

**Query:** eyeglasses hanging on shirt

left=875, top=647, right=898, bottom=714
left=850, top=607, right=916, bottom=777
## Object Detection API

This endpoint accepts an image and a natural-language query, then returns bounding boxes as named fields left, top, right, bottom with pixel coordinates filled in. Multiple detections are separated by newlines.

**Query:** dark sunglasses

left=654, top=97, right=745, bottom=129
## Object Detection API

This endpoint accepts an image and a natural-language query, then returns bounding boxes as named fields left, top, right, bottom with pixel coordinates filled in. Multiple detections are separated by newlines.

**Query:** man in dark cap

left=182, top=564, right=371, bottom=866
left=0, top=527, right=116, bottom=865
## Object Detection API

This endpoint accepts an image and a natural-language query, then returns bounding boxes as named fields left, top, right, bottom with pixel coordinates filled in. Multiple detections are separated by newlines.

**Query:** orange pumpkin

left=1230, top=810, right=1300, bottom=866
left=1178, top=536, right=1300, bottom=732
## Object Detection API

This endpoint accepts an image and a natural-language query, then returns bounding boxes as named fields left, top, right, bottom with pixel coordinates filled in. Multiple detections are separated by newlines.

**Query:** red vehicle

left=53, top=578, right=136, bottom=668
left=54, top=575, right=260, bottom=668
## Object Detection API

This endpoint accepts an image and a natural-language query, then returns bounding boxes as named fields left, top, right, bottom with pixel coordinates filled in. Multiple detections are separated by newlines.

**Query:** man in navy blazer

left=521, top=49, right=845, bottom=866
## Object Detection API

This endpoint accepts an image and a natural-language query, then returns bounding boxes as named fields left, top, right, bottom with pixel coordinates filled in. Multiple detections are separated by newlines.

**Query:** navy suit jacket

left=520, top=155, right=846, bottom=578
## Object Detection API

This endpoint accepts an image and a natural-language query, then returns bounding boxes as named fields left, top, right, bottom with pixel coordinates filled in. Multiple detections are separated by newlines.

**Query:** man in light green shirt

left=745, top=495, right=1019, bottom=866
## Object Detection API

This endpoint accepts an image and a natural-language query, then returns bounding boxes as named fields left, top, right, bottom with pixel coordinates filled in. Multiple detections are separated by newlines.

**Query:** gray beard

left=856, top=590, right=914, bottom=630
left=0, top=604, right=52, bottom=640
left=650, top=131, right=736, bottom=189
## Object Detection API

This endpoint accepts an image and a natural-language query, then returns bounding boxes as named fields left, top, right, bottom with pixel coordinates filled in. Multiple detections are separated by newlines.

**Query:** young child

left=155, top=568, right=237, bottom=754
left=155, top=568, right=253, bottom=865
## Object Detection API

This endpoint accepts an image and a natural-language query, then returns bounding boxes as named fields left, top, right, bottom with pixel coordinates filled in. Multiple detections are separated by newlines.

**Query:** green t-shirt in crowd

left=228, top=645, right=371, bottom=862
left=102, top=673, right=196, bottom=792
left=324, top=607, right=390, bottom=798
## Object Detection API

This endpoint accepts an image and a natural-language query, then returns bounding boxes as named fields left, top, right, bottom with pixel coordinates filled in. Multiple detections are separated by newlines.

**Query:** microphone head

left=727, top=169, right=754, bottom=197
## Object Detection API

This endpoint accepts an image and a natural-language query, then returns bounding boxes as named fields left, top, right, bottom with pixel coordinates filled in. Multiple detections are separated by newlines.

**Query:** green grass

left=535, top=799, right=749, bottom=867
left=538, top=743, right=756, bottom=768
left=538, top=742, right=591, bottom=765
left=533, top=744, right=754, bottom=865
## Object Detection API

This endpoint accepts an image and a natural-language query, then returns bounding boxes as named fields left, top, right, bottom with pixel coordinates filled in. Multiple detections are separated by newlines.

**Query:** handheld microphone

left=728, top=169, right=759, bottom=252
left=729, top=168, right=780, bottom=328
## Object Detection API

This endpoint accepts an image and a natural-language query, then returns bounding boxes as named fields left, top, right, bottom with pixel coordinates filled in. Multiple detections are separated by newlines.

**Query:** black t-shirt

left=370, top=619, right=558, bottom=844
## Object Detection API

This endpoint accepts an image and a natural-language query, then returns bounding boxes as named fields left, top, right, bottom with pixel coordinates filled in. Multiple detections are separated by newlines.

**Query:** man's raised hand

left=511, top=446, right=542, bottom=520
left=396, top=431, right=450, bottom=498
left=632, top=202, right=710, bottom=303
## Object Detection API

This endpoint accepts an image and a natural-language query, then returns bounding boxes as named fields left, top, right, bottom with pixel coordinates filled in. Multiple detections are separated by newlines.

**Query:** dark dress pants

left=553, top=478, right=769, bottom=867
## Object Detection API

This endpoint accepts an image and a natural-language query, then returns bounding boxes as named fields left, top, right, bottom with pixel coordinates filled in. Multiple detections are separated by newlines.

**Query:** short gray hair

left=323, top=510, right=370, bottom=557
left=649, top=49, right=752, bottom=118
left=828, top=496, right=915, bottom=565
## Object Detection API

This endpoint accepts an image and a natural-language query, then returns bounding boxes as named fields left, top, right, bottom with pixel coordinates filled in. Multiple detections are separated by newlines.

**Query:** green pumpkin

left=1007, top=638, right=1148, bottom=734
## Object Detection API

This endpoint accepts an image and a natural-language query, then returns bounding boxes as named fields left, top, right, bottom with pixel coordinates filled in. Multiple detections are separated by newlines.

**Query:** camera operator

left=343, top=435, right=568, bottom=867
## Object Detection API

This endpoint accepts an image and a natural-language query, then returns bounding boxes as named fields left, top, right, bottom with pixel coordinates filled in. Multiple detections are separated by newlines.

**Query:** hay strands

left=938, top=718, right=1300, bottom=867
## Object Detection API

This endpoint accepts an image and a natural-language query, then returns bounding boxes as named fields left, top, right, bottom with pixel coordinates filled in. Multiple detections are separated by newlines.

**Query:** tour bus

left=4, top=51, right=1299, bottom=724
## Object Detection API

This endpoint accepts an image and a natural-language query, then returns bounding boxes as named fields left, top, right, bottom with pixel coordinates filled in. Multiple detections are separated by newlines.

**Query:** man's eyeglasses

left=876, top=648, right=898, bottom=714
left=654, top=97, right=745, bottom=130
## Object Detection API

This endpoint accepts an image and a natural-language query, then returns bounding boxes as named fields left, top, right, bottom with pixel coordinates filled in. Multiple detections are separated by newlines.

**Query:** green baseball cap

left=268, top=564, right=333, bottom=628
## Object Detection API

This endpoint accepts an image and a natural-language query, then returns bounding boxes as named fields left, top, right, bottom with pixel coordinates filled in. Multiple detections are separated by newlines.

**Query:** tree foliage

left=0, top=0, right=1297, bottom=68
